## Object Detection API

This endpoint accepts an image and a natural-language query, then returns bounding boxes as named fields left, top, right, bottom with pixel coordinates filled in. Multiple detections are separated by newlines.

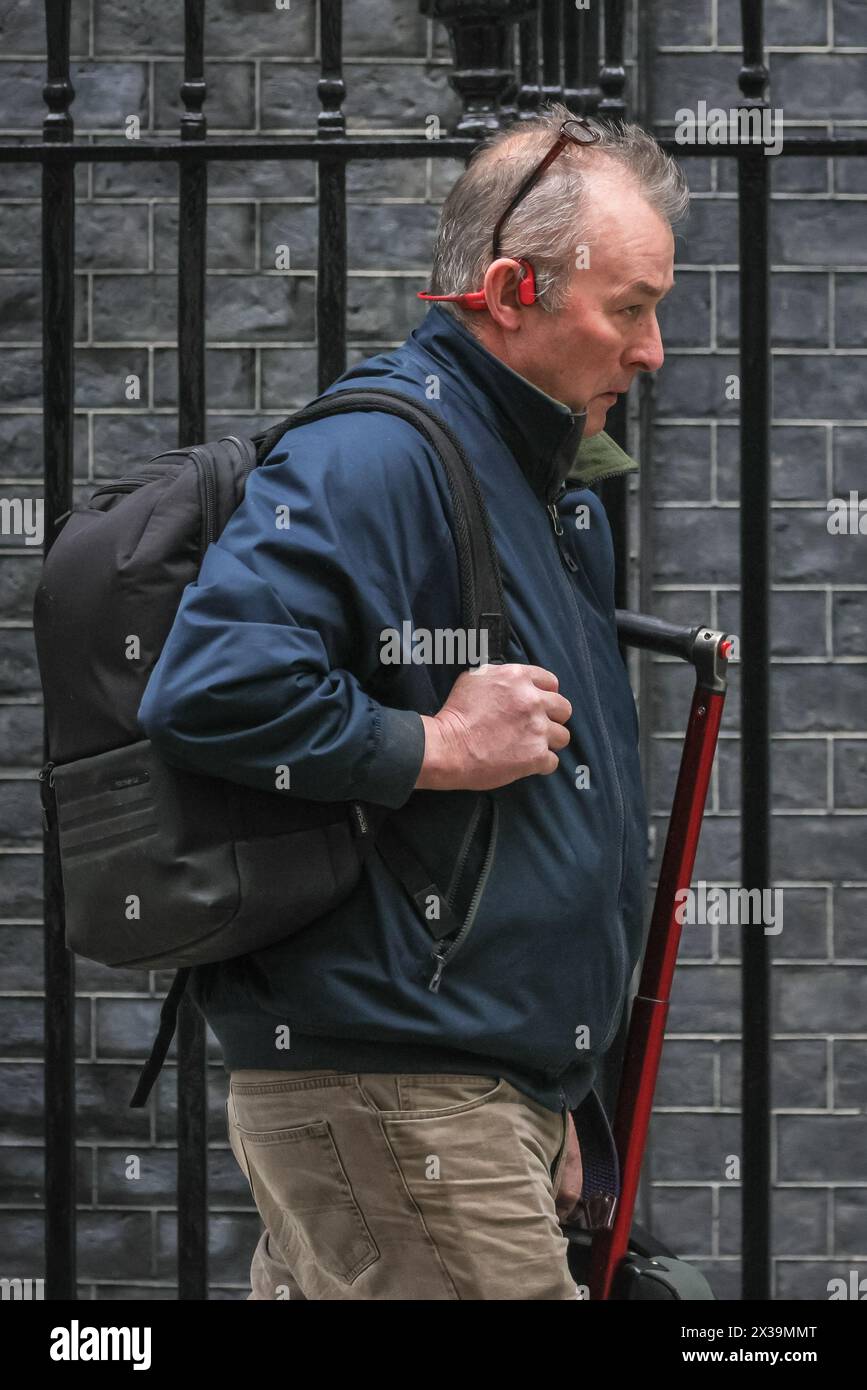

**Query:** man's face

left=478, top=173, right=676, bottom=438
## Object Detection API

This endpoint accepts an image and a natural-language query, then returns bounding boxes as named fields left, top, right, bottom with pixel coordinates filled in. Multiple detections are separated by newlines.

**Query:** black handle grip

left=615, top=609, right=703, bottom=660
left=615, top=609, right=736, bottom=692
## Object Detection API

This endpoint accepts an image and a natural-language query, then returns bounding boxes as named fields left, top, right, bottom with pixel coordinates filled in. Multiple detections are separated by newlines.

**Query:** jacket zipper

left=429, top=799, right=499, bottom=992
left=444, top=797, right=484, bottom=911
left=545, top=490, right=630, bottom=1040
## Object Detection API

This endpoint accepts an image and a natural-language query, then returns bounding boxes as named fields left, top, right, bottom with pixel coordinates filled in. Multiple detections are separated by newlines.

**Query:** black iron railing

left=3, top=0, right=865, bottom=1301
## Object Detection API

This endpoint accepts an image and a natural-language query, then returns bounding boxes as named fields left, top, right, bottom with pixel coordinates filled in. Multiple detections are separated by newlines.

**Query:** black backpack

left=33, top=387, right=508, bottom=1107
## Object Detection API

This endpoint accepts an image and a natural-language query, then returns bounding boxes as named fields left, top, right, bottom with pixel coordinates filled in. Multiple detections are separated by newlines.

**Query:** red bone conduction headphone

left=418, top=116, right=603, bottom=312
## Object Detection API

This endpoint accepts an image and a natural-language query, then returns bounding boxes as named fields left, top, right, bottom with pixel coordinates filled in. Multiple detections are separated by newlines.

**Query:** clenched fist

left=416, top=662, right=572, bottom=792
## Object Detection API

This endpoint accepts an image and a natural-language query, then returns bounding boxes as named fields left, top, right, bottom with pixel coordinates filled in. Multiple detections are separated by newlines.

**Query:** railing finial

left=597, top=0, right=627, bottom=121
left=738, top=0, right=770, bottom=107
left=420, top=0, right=536, bottom=138
left=318, top=0, right=346, bottom=137
left=180, top=0, right=208, bottom=141
left=43, top=0, right=74, bottom=142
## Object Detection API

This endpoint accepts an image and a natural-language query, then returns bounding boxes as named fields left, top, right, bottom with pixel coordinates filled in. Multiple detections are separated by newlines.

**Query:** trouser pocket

left=356, top=1073, right=503, bottom=1118
left=225, top=1095, right=379, bottom=1285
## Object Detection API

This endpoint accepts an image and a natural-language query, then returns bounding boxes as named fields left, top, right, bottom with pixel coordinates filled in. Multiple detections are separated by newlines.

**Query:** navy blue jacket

left=137, top=304, right=649, bottom=1114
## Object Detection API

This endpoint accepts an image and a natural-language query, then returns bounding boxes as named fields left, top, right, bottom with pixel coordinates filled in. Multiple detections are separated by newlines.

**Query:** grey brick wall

left=0, top=0, right=864, bottom=1301
left=646, top=0, right=867, bottom=1302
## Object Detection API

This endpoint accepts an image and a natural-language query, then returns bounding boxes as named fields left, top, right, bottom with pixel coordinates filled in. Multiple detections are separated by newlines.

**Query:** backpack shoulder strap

left=252, top=387, right=509, bottom=662
left=129, top=968, right=190, bottom=1108
left=273, top=389, right=511, bottom=965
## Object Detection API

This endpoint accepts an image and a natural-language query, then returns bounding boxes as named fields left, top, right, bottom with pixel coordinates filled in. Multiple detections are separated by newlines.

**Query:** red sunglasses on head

left=418, top=117, right=602, bottom=312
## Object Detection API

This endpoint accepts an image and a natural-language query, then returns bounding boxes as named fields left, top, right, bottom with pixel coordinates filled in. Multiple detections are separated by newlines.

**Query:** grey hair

left=428, top=101, right=690, bottom=334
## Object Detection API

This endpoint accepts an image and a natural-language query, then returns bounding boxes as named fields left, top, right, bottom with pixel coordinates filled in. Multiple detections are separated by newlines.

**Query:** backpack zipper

left=429, top=799, right=499, bottom=992
left=88, top=447, right=195, bottom=502
left=38, top=760, right=57, bottom=833
left=193, top=450, right=218, bottom=553
left=38, top=760, right=56, bottom=785
left=90, top=452, right=219, bottom=552
left=89, top=477, right=159, bottom=499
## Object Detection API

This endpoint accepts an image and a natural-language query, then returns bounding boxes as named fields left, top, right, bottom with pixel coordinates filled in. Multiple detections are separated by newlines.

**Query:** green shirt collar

left=569, top=429, right=638, bottom=487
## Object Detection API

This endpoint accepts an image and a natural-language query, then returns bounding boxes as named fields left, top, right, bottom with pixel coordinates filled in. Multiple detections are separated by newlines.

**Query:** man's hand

left=554, top=1112, right=584, bottom=1223
left=416, top=662, right=572, bottom=791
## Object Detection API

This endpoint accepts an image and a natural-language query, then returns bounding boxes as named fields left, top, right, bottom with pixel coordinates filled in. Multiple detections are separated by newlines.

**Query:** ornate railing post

left=176, top=0, right=209, bottom=1302
left=737, top=0, right=772, bottom=1307
left=539, top=0, right=563, bottom=111
left=598, top=0, right=626, bottom=121
left=420, top=0, right=537, bottom=137
left=42, top=0, right=76, bottom=1305
left=563, top=0, right=602, bottom=118
left=317, top=0, right=347, bottom=389
left=516, top=10, right=541, bottom=120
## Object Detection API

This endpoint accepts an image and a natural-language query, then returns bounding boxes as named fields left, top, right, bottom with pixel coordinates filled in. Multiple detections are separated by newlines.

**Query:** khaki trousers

left=226, top=1067, right=580, bottom=1300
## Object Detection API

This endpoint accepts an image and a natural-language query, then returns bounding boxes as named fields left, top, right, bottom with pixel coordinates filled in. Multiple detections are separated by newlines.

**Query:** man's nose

left=629, top=313, right=665, bottom=374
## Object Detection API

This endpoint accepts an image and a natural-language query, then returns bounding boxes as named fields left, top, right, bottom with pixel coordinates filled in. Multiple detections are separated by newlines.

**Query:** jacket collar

left=409, top=304, right=637, bottom=500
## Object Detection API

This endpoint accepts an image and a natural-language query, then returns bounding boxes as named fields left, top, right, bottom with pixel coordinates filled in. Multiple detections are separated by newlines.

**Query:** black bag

left=565, top=1222, right=717, bottom=1300
left=33, top=387, right=508, bottom=1106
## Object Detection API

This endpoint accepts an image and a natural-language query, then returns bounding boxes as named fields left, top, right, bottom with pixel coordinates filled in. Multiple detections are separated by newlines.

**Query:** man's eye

left=622, top=304, right=642, bottom=317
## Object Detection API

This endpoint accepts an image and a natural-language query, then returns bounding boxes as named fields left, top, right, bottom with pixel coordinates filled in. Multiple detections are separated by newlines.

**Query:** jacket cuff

left=358, top=705, right=426, bottom=809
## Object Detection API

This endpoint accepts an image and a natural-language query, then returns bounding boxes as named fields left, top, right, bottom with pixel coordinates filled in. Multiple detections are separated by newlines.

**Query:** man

left=138, top=103, right=688, bottom=1299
